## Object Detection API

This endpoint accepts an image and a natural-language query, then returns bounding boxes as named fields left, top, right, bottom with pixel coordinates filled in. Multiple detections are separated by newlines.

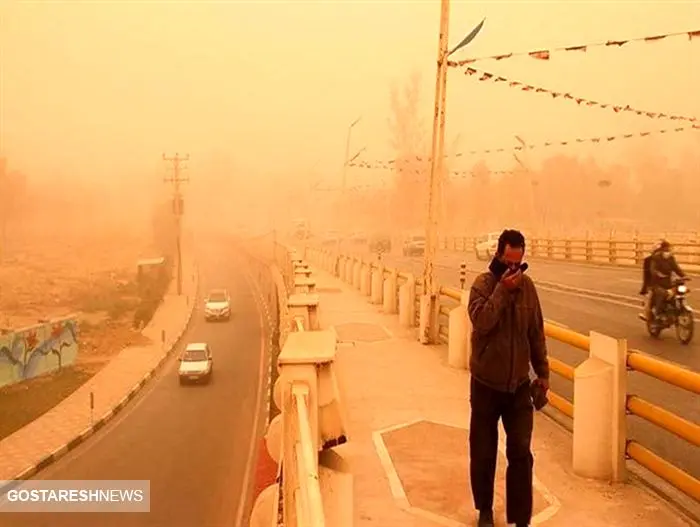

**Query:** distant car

left=402, top=235, right=426, bottom=257
left=369, top=234, right=392, bottom=254
left=178, top=343, right=213, bottom=384
left=475, top=232, right=500, bottom=260
left=204, top=289, right=231, bottom=321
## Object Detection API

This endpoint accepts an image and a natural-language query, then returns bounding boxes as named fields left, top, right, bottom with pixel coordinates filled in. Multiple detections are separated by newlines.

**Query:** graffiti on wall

left=0, top=317, right=79, bottom=388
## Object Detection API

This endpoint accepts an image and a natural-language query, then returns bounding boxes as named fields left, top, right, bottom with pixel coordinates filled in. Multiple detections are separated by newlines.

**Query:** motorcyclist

left=648, top=240, right=687, bottom=321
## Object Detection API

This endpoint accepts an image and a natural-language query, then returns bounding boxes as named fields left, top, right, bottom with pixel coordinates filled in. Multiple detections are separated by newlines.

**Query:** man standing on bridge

left=467, top=229, right=550, bottom=527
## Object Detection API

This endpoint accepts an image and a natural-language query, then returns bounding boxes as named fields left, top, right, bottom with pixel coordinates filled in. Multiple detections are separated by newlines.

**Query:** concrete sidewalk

left=311, top=268, right=693, bottom=527
left=0, top=250, right=199, bottom=483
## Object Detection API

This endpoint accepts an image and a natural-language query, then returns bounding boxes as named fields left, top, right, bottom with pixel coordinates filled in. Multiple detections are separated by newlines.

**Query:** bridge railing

left=308, top=246, right=700, bottom=504
left=435, top=234, right=700, bottom=268
left=250, top=246, right=351, bottom=527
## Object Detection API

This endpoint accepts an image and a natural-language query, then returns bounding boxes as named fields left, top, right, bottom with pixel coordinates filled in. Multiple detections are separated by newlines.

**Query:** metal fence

left=438, top=235, right=700, bottom=269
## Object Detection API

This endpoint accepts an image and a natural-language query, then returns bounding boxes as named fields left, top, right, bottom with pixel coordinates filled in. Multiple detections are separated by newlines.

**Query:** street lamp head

left=350, top=116, right=362, bottom=128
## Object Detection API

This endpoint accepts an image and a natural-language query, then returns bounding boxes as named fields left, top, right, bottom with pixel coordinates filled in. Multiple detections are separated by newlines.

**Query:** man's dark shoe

left=477, top=510, right=494, bottom=526
left=516, top=524, right=529, bottom=527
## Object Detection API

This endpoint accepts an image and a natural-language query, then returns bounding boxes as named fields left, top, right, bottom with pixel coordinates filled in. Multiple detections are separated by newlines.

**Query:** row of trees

left=364, top=73, right=700, bottom=238
left=453, top=150, right=700, bottom=236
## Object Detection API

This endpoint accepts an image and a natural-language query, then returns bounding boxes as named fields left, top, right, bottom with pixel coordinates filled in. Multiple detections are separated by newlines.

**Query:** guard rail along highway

left=436, top=233, right=700, bottom=269
left=305, top=245, right=700, bottom=506
left=250, top=245, right=352, bottom=527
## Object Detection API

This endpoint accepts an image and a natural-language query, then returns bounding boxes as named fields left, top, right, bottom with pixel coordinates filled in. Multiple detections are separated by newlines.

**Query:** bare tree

left=387, top=72, right=430, bottom=231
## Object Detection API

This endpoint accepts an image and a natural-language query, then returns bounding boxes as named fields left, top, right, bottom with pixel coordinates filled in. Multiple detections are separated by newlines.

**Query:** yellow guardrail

left=436, top=234, right=700, bottom=269
left=321, top=248, right=700, bottom=502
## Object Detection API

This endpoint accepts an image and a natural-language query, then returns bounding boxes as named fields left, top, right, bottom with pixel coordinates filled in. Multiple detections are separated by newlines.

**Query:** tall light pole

left=421, top=3, right=485, bottom=344
left=342, top=117, right=362, bottom=195
left=421, top=0, right=451, bottom=344
left=336, top=117, right=362, bottom=254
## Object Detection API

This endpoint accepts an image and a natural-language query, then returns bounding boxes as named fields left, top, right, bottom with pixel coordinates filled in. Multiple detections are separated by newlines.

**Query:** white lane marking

left=619, top=278, right=640, bottom=284
left=233, top=263, right=270, bottom=527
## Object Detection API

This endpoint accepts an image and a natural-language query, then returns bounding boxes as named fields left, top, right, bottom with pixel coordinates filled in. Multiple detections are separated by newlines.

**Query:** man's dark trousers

left=469, top=376, right=534, bottom=525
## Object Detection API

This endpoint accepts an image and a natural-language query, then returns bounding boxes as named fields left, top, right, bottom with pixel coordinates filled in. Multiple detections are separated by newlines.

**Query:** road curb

left=0, top=260, right=201, bottom=495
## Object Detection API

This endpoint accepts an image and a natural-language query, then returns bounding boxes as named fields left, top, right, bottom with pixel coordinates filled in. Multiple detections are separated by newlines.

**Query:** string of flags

left=448, top=28, right=700, bottom=67
left=353, top=124, right=699, bottom=165
left=462, top=66, right=697, bottom=123
left=347, top=161, right=514, bottom=180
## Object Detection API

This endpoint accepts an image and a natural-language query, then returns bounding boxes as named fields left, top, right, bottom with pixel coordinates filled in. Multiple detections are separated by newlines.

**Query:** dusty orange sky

left=1, top=1, right=699, bottom=196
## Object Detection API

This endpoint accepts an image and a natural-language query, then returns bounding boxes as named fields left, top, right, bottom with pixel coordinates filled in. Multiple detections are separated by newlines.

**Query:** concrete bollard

left=360, top=264, right=371, bottom=296
left=287, top=293, right=321, bottom=331
left=448, top=292, right=471, bottom=369
left=338, top=257, right=345, bottom=281
left=383, top=270, right=398, bottom=314
left=345, top=258, right=354, bottom=283
left=398, top=274, right=416, bottom=327
left=352, top=260, right=362, bottom=289
left=370, top=266, right=384, bottom=305
left=572, top=331, right=627, bottom=483
left=334, top=255, right=341, bottom=277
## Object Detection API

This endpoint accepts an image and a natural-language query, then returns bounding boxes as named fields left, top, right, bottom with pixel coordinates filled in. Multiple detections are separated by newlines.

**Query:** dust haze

left=1, top=2, right=699, bottom=250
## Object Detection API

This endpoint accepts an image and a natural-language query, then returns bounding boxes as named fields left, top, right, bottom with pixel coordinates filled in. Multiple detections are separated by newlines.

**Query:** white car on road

left=204, top=289, right=231, bottom=321
left=178, top=343, right=213, bottom=385
left=475, top=232, right=500, bottom=260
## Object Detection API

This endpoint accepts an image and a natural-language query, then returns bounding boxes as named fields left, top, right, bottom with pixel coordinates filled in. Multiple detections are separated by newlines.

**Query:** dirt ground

left=0, top=225, right=159, bottom=440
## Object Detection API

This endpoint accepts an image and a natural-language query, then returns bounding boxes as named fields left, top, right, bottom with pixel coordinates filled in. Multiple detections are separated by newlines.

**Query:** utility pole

left=422, top=0, right=451, bottom=344
left=162, top=153, right=189, bottom=295
left=420, top=5, right=485, bottom=344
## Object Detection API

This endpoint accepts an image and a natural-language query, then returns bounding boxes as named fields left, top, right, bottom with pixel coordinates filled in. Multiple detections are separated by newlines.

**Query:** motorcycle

left=644, top=277, right=694, bottom=345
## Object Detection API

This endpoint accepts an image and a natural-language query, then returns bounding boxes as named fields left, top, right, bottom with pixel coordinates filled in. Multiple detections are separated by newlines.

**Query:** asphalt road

left=374, top=251, right=700, bottom=481
left=0, top=240, right=270, bottom=527
left=437, top=251, right=646, bottom=298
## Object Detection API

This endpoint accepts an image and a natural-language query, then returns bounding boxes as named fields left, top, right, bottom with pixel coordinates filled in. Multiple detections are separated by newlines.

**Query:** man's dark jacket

left=650, top=251, right=685, bottom=289
left=468, top=271, right=549, bottom=393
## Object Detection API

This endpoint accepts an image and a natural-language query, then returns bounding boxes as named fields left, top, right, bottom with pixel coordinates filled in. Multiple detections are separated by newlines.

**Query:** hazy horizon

left=1, top=1, right=699, bottom=235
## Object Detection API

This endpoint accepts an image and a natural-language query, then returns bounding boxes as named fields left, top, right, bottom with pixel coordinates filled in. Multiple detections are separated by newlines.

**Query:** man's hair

left=496, top=229, right=526, bottom=256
